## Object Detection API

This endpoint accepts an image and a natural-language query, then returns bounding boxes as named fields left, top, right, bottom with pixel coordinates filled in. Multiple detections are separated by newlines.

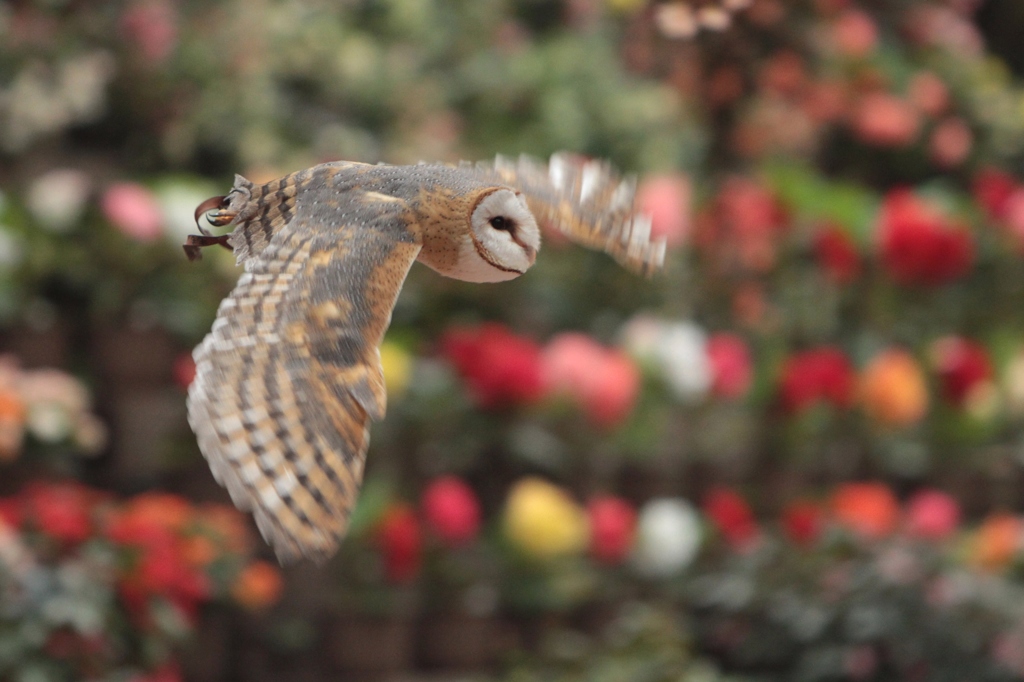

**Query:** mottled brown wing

left=472, top=153, right=665, bottom=276
left=187, top=198, right=421, bottom=562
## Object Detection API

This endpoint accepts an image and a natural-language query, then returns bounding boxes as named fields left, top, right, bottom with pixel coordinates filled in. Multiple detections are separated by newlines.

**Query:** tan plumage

left=187, top=153, right=664, bottom=562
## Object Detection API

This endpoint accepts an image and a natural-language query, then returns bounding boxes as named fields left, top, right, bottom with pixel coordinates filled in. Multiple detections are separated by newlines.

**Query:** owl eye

left=489, top=215, right=515, bottom=232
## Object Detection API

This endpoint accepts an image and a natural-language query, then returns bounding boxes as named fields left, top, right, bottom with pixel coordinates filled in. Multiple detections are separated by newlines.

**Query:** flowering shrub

left=0, top=481, right=280, bottom=681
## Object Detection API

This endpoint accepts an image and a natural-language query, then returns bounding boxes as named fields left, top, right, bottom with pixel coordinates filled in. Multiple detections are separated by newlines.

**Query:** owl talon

left=183, top=233, right=233, bottom=262
left=194, top=195, right=237, bottom=230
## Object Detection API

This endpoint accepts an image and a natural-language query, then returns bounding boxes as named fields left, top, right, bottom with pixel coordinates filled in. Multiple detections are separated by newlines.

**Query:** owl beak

left=523, top=244, right=537, bottom=265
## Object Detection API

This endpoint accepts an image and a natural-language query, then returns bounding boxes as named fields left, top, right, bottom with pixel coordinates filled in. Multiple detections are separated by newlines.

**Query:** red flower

left=831, top=482, right=899, bottom=539
left=130, top=662, right=183, bottom=682
left=172, top=354, right=196, bottom=390
left=973, top=167, right=1017, bottom=221
left=542, top=333, right=640, bottom=428
left=0, top=497, right=21, bottom=528
left=706, top=333, right=753, bottom=400
left=877, top=190, right=974, bottom=286
left=905, top=489, right=960, bottom=542
left=813, top=224, right=860, bottom=284
left=23, top=481, right=95, bottom=546
left=441, top=324, right=545, bottom=409
left=703, top=488, right=758, bottom=549
left=421, top=476, right=481, bottom=548
left=932, top=336, right=992, bottom=407
left=782, top=500, right=823, bottom=547
left=778, top=347, right=856, bottom=413
left=375, top=504, right=422, bottom=583
left=587, top=496, right=637, bottom=565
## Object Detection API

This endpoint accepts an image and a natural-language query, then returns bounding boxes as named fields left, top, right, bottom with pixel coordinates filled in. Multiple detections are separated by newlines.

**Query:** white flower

left=631, top=498, right=702, bottom=578
left=621, top=315, right=711, bottom=402
left=659, top=322, right=711, bottom=401
left=27, top=402, right=72, bottom=443
left=26, top=169, right=91, bottom=233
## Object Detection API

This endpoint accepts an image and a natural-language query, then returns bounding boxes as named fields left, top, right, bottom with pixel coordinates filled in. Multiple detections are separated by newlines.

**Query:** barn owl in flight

left=185, top=153, right=665, bottom=562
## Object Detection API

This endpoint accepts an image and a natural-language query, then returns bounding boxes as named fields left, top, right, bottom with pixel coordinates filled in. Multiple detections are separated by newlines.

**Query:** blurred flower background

left=7, top=0, right=1024, bottom=679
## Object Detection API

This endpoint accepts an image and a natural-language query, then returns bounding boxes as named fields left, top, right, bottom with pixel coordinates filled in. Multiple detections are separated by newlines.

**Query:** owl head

left=418, top=187, right=540, bottom=283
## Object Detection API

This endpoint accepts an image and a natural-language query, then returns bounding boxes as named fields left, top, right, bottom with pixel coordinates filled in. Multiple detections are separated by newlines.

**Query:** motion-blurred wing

left=474, top=153, right=665, bottom=276
left=187, top=198, right=420, bottom=562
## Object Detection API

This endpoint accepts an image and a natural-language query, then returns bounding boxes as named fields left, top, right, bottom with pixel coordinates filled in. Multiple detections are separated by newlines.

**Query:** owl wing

left=187, top=196, right=421, bottom=562
left=473, top=153, right=665, bottom=276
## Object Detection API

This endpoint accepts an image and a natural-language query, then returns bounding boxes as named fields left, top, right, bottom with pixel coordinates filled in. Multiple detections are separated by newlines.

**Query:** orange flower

left=0, top=391, right=25, bottom=423
left=971, top=514, right=1021, bottom=571
left=181, top=534, right=217, bottom=567
left=831, top=482, right=899, bottom=539
left=0, top=392, right=26, bottom=462
left=232, top=561, right=283, bottom=610
left=124, top=493, right=193, bottom=533
left=860, top=349, right=928, bottom=427
left=196, top=504, right=252, bottom=554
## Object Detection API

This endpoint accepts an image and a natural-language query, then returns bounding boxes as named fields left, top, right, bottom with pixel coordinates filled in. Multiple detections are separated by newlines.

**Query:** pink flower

left=101, top=183, right=163, bottom=242
left=421, top=476, right=481, bottom=548
left=441, top=324, right=546, bottom=409
left=852, top=92, right=920, bottom=147
left=120, top=0, right=179, bottom=64
left=706, top=333, right=752, bottom=400
left=636, top=174, right=690, bottom=247
left=929, top=117, right=972, bottom=169
left=905, top=489, right=960, bottom=541
left=542, top=333, right=640, bottom=428
left=908, top=72, right=950, bottom=117
left=703, top=487, right=758, bottom=550
left=1004, top=188, right=1024, bottom=247
left=587, top=496, right=636, bottom=565
left=708, top=176, right=788, bottom=272
left=832, top=9, right=878, bottom=58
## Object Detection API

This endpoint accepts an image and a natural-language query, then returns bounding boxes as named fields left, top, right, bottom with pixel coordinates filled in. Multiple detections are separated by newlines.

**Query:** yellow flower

left=380, top=341, right=413, bottom=398
left=503, top=478, right=587, bottom=560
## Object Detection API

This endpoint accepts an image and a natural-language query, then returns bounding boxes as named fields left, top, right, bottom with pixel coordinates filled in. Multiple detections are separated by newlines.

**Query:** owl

left=185, top=153, right=665, bottom=562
